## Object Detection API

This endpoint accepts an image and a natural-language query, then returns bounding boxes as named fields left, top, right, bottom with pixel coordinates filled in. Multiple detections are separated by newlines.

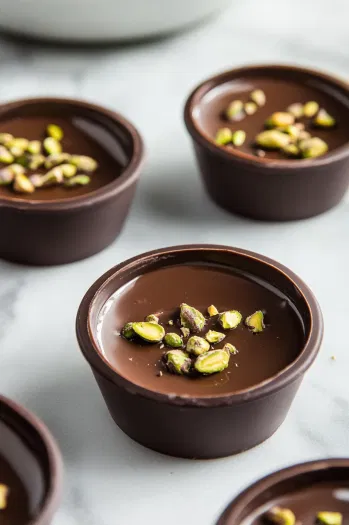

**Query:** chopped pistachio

left=27, top=140, right=42, bottom=155
left=41, top=167, right=64, bottom=186
left=0, top=133, right=13, bottom=145
left=207, top=305, right=219, bottom=317
left=180, top=327, right=190, bottom=339
left=244, top=101, right=258, bottom=115
left=223, top=343, right=238, bottom=355
left=265, top=506, right=296, bottom=525
left=45, top=153, right=71, bottom=169
left=132, top=322, right=165, bottom=343
left=299, top=137, right=328, bottom=158
left=60, top=163, right=77, bottom=178
left=219, top=310, right=242, bottom=330
left=64, top=174, right=91, bottom=187
left=256, top=149, right=266, bottom=158
left=186, top=336, right=210, bottom=356
left=168, top=320, right=174, bottom=326
left=28, top=154, right=46, bottom=170
left=47, top=124, right=64, bottom=141
left=10, top=146, right=25, bottom=157
left=0, top=167, right=14, bottom=185
left=164, top=332, right=183, bottom=348
left=43, top=137, right=62, bottom=155
left=245, top=310, right=265, bottom=333
left=317, top=513, right=342, bottom=525
left=13, top=173, right=35, bottom=194
left=303, top=101, right=319, bottom=118
left=281, top=125, right=300, bottom=141
left=294, top=122, right=305, bottom=131
left=283, top=144, right=300, bottom=157
left=9, top=138, right=29, bottom=151
left=215, top=127, right=233, bottom=146
left=29, top=174, right=44, bottom=188
left=70, top=155, right=98, bottom=172
left=165, top=350, right=191, bottom=375
left=287, top=103, right=304, bottom=119
left=0, top=484, right=9, bottom=510
left=180, top=303, right=205, bottom=333
left=122, top=322, right=135, bottom=340
left=226, top=100, right=244, bottom=121
left=145, top=314, right=159, bottom=324
left=255, top=130, right=291, bottom=150
left=298, top=130, right=311, bottom=141
left=250, top=89, right=266, bottom=107
left=194, top=349, right=230, bottom=375
left=9, top=164, right=26, bottom=176
left=266, top=112, right=295, bottom=128
left=205, top=330, right=226, bottom=344
left=313, top=109, right=336, bottom=128
left=0, top=146, right=14, bottom=164
left=232, top=130, right=246, bottom=147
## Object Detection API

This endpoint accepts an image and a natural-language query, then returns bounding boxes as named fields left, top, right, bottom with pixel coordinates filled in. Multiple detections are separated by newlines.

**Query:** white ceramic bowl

left=0, top=0, right=232, bottom=42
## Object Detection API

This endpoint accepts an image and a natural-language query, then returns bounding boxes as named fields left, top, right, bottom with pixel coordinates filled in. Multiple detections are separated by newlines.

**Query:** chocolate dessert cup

left=217, top=459, right=349, bottom=525
left=0, top=97, right=144, bottom=265
left=0, top=395, right=63, bottom=524
left=76, top=245, right=323, bottom=459
left=184, top=65, right=349, bottom=221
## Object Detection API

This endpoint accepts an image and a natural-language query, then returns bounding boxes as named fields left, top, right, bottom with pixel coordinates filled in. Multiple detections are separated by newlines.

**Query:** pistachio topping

left=299, top=137, right=328, bottom=158
left=194, top=349, right=230, bottom=375
left=0, top=146, right=14, bottom=164
left=226, top=100, right=244, bottom=121
left=168, top=320, right=174, bottom=326
left=45, top=152, right=71, bottom=169
left=29, top=174, right=44, bottom=188
left=64, top=174, right=91, bottom=187
left=266, top=112, right=295, bottom=128
left=164, top=333, right=183, bottom=348
left=207, top=305, right=219, bottom=317
left=317, top=512, right=343, bottom=525
left=13, top=173, right=35, bottom=194
left=298, top=130, right=311, bottom=141
left=43, top=136, right=62, bottom=155
left=303, top=101, right=319, bottom=118
left=0, top=133, right=13, bottom=145
left=180, top=327, right=190, bottom=339
left=47, top=124, right=64, bottom=141
left=250, top=89, right=266, bottom=107
left=122, top=322, right=135, bottom=340
left=145, top=314, right=159, bottom=324
left=313, top=109, right=336, bottom=128
left=282, top=144, right=300, bottom=157
left=223, top=343, right=238, bottom=355
left=245, top=310, right=265, bottom=333
left=232, top=130, right=246, bottom=147
left=132, top=322, right=165, bottom=343
left=9, top=164, right=26, bottom=176
left=0, top=484, right=9, bottom=510
left=215, top=127, right=233, bottom=146
left=244, top=101, right=258, bottom=115
left=165, top=350, right=191, bottom=375
left=255, top=130, right=291, bottom=150
left=180, top=303, right=205, bottom=333
left=282, top=125, right=300, bottom=141
left=186, top=336, right=210, bottom=356
left=0, top=167, right=14, bottom=185
left=219, top=310, right=242, bottom=330
left=28, top=154, right=46, bottom=170
left=205, top=330, right=226, bottom=344
left=265, top=506, right=296, bottom=525
left=27, top=140, right=42, bottom=155
left=60, top=163, right=77, bottom=178
left=287, top=103, right=304, bottom=119
left=70, top=155, right=98, bottom=172
left=41, top=167, right=64, bottom=186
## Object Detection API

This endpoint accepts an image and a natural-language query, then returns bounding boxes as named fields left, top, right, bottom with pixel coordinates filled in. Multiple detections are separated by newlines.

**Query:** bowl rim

left=76, top=244, right=323, bottom=408
left=0, top=394, right=63, bottom=525
left=0, top=96, right=145, bottom=211
left=184, top=63, right=349, bottom=169
left=216, top=458, right=349, bottom=525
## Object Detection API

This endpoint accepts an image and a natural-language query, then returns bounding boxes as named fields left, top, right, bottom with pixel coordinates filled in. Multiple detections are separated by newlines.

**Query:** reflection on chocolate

left=99, top=264, right=305, bottom=397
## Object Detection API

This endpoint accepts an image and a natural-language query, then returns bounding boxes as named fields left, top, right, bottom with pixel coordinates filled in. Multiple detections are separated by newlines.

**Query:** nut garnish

left=215, top=127, right=233, bottom=146
left=226, top=100, right=244, bottom=121
left=194, top=350, right=230, bottom=375
left=180, top=303, right=205, bottom=333
left=266, top=112, right=295, bottom=128
left=164, top=333, right=183, bottom=348
left=0, top=167, right=15, bottom=185
left=287, top=103, right=304, bottom=119
left=145, top=314, right=159, bottom=324
left=0, top=133, right=13, bottom=145
left=43, top=137, right=62, bottom=155
left=13, top=173, right=35, bottom=194
left=265, top=506, right=296, bottom=525
left=223, top=343, right=238, bottom=354
left=250, top=89, right=266, bottom=107
left=313, top=109, right=336, bottom=128
left=245, top=310, right=265, bottom=333
left=207, top=305, right=219, bottom=317
left=64, top=175, right=91, bottom=187
left=219, top=310, right=242, bottom=330
left=245, top=101, right=258, bottom=115
left=122, top=322, right=135, bottom=340
left=205, top=330, right=226, bottom=344
left=186, top=336, right=210, bottom=356
left=132, top=322, right=165, bottom=343
left=70, top=155, right=98, bottom=172
left=0, top=484, right=9, bottom=510
left=299, top=137, right=328, bottom=158
left=232, top=130, right=246, bottom=147
left=164, top=350, right=191, bottom=375
left=0, top=146, right=14, bottom=164
left=47, top=124, right=64, bottom=141
left=303, top=101, right=319, bottom=118
left=317, top=513, right=342, bottom=525
left=255, top=130, right=291, bottom=150
left=180, top=327, right=190, bottom=339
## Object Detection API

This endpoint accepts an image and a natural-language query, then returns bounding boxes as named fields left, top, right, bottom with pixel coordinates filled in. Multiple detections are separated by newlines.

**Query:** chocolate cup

left=0, top=395, right=63, bottom=525
left=217, top=459, right=349, bottom=525
left=184, top=65, right=349, bottom=221
left=76, top=245, right=323, bottom=459
left=0, top=97, right=144, bottom=265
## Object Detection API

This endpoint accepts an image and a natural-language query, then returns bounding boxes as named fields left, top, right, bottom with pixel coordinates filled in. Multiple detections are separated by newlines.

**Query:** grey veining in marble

left=1, top=1, right=349, bottom=524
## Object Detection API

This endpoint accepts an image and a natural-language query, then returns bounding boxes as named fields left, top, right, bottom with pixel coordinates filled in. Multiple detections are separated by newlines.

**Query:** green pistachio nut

left=164, top=332, right=183, bottom=348
left=0, top=167, right=14, bottom=185
left=298, top=130, right=311, bottom=141
left=215, top=127, right=233, bottom=146
left=41, top=167, right=64, bottom=187
left=9, top=164, right=26, bottom=176
left=232, top=130, right=246, bottom=147
left=219, top=310, right=242, bottom=330
left=313, top=109, right=336, bottom=128
left=0, top=484, right=9, bottom=510
left=9, top=138, right=29, bottom=151
left=145, top=314, right=159, bottom=324
left=0, top=146, right=14, bottom=164
left=244, top=101, right=258, bottom=115
left=27, top=140, right=42, bottom=155
left=44, top=137, right=62, bottom=155
left=13, top=173, right=35, bottom=194
left=194, top=349, right=230, bottom=375
left=299, top=137, right=328, bottom=158
left=28, top=154, right=46, bottom=170
left=226, top=100, right=244, bottom=121
left=45, top=153, right=71, bottom=169
left=303, top=101, right=319, bottom=118
left=205, top=330, right=226, bottom=344
left=70, top=155, right=98, bottom=172
left=282, top=144, right=300, bottom=157
left=265, top=507, right=296, bottom=525
left=64, top=174, right=91, bottom=187
left=223, top=343, right=238, bottom=355
left=186, top=336, right=210, bottom=356
left=250, top=89, right=266, bottom=107
left=180, top=303, right=205, bottom=333
left=180, top=327, right=190, bottom=339
left=0, top=133, right=13, bottom=145
left=132, top=322, right=165, bottom=343
left=60, top=163, right=77, bottom=178
left=287, top=103, right=304, bottom=119
left=207, top=304, right=219, bottom=317
left=47, top=124, right=64, bottom=141
left=168, top=320, right=174, bottom=326
left=317, top=512, right=343, bottom=525
left=165, top=350, right=191, bottom=375
left=29, top=174, right=44, bottom=188
left=282, top=125, right=300, bottom=141
left=267, top=112, right=295, bottom=128
left=255, top=130, right=291, bottom=150
left=122, top=322, right=136, bottom=340
left=245, top=310, right=265, bottom=333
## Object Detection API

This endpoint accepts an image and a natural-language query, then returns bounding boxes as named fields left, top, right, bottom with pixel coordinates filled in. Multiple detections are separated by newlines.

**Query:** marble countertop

left=1, top=1, right=349, bottom=524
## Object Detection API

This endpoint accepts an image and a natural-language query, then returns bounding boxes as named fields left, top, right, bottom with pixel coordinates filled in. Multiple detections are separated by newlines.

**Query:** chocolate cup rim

left=0, top=96, right=145, bottom=211
left=0, top=394, right=63, bottom=525
left=76, top=244, right=323, bottom=408
left=216, top=458, right=349, bottom=525
left=184, top=63, right=349, bottom=168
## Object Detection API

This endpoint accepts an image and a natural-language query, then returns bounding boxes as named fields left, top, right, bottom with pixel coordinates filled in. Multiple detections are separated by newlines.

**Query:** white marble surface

left=1, top=1, right=349, bottom=524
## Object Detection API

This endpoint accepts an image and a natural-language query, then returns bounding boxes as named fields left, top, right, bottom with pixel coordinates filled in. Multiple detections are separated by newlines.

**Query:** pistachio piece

left=164, top=332, right=183, bottom=348
left=29, top=174, right=44, bottom=188
left=180, top=327, right=190, bottom=339
left=0, top=133, right=13, bottom=145
left=299, top=137, right=328, bottom=158
left=317, top=512, right=343, bottom=525
left=0, top=167, right=14, bottom=185
left=255, top=130, right=291, bottom=150
left=9, top=138, right=29, bottom=151
left=60, top=163, right=77, bottom=178
left=313, top=108, right=336, bottom=128
left=0, top=146, right=14, bottom=164
left=287, top=103, right=304, bottom=119
left=282, top=125, right=300, bottom=141
left=207, top=304, right=219, bottom=317
left=244, top=101, right=258, bottom=115
left=250, top=89, right=266, bottom=107
left=0, top=484, right=9, bottom=510
left=282, top=144, right=300, bottom=157
left=165, top=350, right=191, bottom=375
left=47, top=124, right=64, bottom=141
left=45, top=153, right=71, bottom=169
left=298, top=130, right=311, bottom=141
left=132, top=322, right=165, bottom=343
left=180, top=303, right=205, bottom=333
left=219, top=310, right=242, bottom=330
left=145, top=314, right=159, bottom=324
left=205, top=330, right=226, bottom=344
left=41, top=167, right=64, bottom=187
left=232, top=130, right=246, bottom=147
left=245, top=310, right=265, bottom=333
left=9, top=164, right=26, bottom=176
left=43, top=137, right=62, bottom=155
left=13, top=173, right=35, bottom=194
left=168, top=320, right=174, bottom=326
left=122, top=322, right=135, bottom=340
left=186, top=336, right=210, bottom=356
left=70, top=155, right=98, bottom=172
left=303, top=101, right=319, bottom=118
left=215, top=127, right=233, bottom=146
left=27, top=140, right=42, bottom=155
left=226, top=100, right=244, bottom=121
left=64, top=174, right=91, bottom=187
left=266, top=112, right=295, bottom=128
left=28, top=154, right=46, bottom=170
left=223, top=343, right=238, bottom=355
left=194, top=349, right=230, bottom=375
left=265, top=506, right=296, bottom=525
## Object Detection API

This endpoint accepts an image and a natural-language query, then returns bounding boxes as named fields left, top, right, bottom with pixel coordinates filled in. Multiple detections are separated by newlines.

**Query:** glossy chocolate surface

left=98, top=264, right=305, bottom=397
left=197, top=75, right=349, bottom=160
